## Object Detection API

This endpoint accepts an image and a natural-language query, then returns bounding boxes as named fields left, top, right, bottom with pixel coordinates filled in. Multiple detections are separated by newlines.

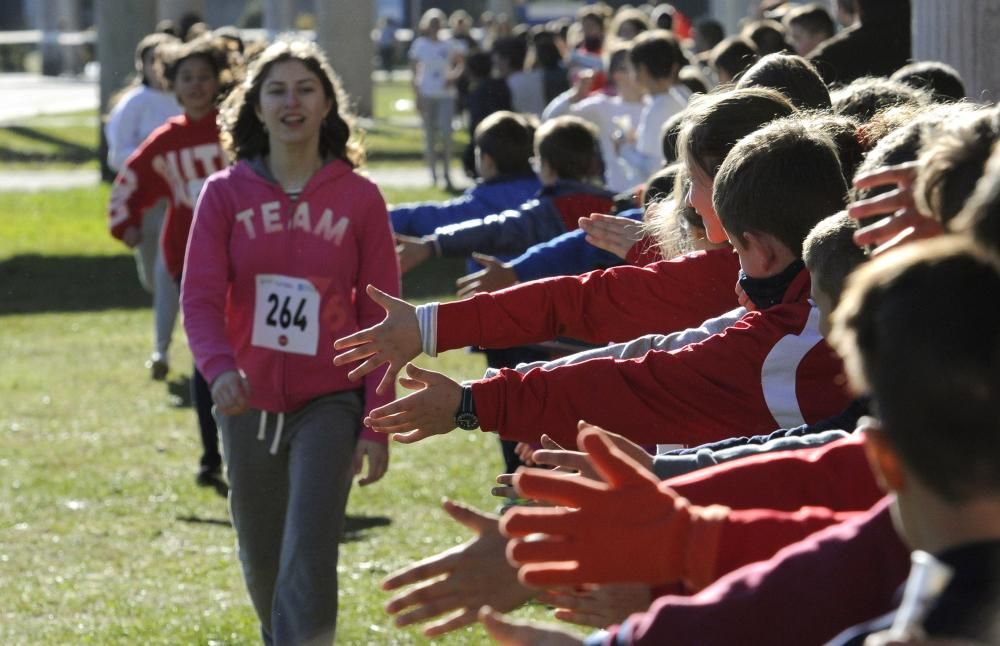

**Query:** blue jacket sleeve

left=391, top=191, right=480, bottom=237
left=509, top=208, right=642, bottom=281
left=433, top=198, right=568, bottom=257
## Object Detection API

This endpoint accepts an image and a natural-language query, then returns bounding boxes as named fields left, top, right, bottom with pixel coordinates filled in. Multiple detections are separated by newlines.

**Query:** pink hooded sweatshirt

left=181, top=158, right=400, bottom=443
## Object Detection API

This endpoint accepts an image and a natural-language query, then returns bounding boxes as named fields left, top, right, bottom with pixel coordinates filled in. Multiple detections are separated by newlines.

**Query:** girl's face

left=686, top=162, right=728, bottom=244
left=140, top=48, right=163, bottom=90
left=256, top=60, right=332, bottom=149
left=174, top=57, right=219, bottom=117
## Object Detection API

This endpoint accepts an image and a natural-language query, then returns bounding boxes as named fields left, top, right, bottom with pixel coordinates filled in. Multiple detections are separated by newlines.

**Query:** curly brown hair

left=219, top=39, right=363, bottom=166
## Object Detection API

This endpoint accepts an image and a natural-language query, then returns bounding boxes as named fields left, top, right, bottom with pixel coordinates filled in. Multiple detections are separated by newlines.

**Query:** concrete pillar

left=708, top=0, right=754, bottom=40
left=315, top=0, right=374, bottom=117
left=912, top=0, right=1000, bottom=102
left=96, top=0, right=157, bottom=178
left=37, top=0, right=80, bottom=75
left=263, top=0, right=296, bottom=38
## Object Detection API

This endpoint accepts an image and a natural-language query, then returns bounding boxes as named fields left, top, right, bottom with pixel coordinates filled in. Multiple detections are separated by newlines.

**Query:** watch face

left=456, top=412, right=479, bottom=430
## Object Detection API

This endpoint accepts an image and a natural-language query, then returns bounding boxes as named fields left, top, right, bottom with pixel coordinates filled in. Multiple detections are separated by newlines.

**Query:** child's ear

left=861, top=417, right=907, bottom=493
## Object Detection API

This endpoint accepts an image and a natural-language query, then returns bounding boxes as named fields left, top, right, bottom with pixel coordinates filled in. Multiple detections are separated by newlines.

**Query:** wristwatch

left=455, top=385, right=480, bottom=430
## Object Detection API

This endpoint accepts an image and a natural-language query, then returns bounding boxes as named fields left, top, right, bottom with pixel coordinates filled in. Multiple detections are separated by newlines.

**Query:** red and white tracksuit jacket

left=464, top=266, right=850, bottom=446
left=107, top=110, right=223, bottom=279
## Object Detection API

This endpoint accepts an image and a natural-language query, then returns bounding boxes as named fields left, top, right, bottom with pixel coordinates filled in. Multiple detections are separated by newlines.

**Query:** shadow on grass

left=0, top=125, right=97, bottom=163
left=343, top=514, right=392, bottom=542
left=0, top=253, right=148, bottom=316
left=174, top=513, right=391, bottom=543
left=168, top=376, right=193, bottom=409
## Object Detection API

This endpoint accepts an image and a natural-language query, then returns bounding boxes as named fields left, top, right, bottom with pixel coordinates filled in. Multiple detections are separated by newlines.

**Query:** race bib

left=251, top=274, right=320, bottom=355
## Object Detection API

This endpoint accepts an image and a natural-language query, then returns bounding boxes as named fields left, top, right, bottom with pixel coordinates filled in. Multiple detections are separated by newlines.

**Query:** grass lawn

left=0, top=186, right=566, bottom=644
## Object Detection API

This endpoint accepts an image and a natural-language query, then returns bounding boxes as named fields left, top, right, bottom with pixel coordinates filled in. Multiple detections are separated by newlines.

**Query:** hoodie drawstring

left=269, top=412, right=285, bottom=455
left=257, top=410, right=286, bottom=455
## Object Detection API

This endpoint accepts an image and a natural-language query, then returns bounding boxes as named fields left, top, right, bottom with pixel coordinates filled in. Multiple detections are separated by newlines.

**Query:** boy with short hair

left=827, top=238, right=1000, bottom=644
left=390, top=111, right=540, bottom=237
left=362, top=119, right=853, bottom=448
left=395, top=115, right=614, bottom=273
left=783, top=3, right=836, bottom=56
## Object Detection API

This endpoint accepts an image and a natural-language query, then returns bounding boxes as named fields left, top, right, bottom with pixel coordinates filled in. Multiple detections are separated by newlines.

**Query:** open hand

left=363, top=363, right=462, bottom=444
left=333, top=285, right=421, bottom=395
left=456, top=253, right=518, bottom=298
left=479, top=606, right=583, bottom=646
left=382, top=499, right=534, bottom=637
left=396, top=233, right=435, bottom=273
left=578, top=213, right=644, bottom=260
left=849, top=162, right=944, bottom=253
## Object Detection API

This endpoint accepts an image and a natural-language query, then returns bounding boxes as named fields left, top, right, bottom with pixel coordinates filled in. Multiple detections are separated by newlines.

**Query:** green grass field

left=0, top=184, right=563, bottom=644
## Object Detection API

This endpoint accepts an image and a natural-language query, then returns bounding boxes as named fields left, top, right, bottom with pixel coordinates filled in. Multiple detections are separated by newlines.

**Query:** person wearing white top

left=542, top=45, right=646, bottom=192
left=617, top=30, right=690, bottom=183
left=409, top=9, right=464, bottom=190
left=104, top=32, right=182, bottom=380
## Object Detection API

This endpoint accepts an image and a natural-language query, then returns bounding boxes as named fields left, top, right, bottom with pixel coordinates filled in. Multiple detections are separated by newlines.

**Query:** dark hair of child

left=914, top=109, right=1000, bottom=226
left=628, top=29, right=682, bottom=80
left=741, top=20, right=790, bottom=55
left=735, top=52, right=831, bottom=110
left=831, top=76, right=931, bottom=124
left=714, top=118, right=848, bottom=256
left=890, top=61, right=967, bottom=104
left=679, top=67, right=710, bottom=95
left=830, top=236, right=1000, bottom=503
left=220, top=39, right=359, bottom=165
left=494, top=37, right=528, bottom=72
left=466, top=51, right=492, bottom=79
left=802, top=212, right=867, bottom=304
left=710, top=36, right=760, bottom=82
left=660, top=110, right=686, bottom=166
left=474, top=110, right=535, bottom=176
left=160, top=34, right=238, bottom=94
left=679, top=87, right=796, bottom=180
left=784, top=4, right=836, bottom=40
left=808, top=113, right=868, bottom=183
left=952, top=145, right=1000, bottom=254
left=695, top=19, right=726, bottom=51
left=534, top=115, right=600, bottom=182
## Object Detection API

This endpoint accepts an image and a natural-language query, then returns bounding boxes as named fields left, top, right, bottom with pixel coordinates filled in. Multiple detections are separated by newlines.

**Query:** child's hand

left=848, top=162, right=944, bottom=253
left=382, top=499, right=534, bottom=637
left=333, top=284, right=421, bottom=395
left=579, top=213, right=645, bottom=260
left=456, top=253, right=518, bottom=298
left=478, top=606, right=584, bottom=646
left=501, top=423, right=729, bottom=588
left=363, top=363, right=462, bottom=443
left=395, top=233, right=435, bottom=273
left=352, top=439, right=389, bottom=486
left=121, top=226, right=142, bottom=248
left=539, top=583, right=652, bottom=628
left=211, top=370, right=251, bottom=416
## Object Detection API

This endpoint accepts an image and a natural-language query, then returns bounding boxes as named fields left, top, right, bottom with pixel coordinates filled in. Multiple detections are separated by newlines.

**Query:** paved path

left=0, top=74, right=98, bottom=124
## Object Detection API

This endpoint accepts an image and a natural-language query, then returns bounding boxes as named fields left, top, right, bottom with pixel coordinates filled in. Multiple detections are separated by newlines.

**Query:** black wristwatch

left=455, top=385, right=480, bottom=430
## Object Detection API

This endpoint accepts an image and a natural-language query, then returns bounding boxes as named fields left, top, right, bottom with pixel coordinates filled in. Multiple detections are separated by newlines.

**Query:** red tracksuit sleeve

left=107, top=136, right=169, bottom=240
left=436, top=247, right=740, bottom=351
left=601, top=497, right=909, bottom=646
left=667, top=435, right=882, bottom=513
left=470, top=311, right=791, bottom=447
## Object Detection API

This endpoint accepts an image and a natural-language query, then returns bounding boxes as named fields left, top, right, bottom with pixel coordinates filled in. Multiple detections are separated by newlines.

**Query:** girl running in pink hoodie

left=181, top=39, right=400, bottom=644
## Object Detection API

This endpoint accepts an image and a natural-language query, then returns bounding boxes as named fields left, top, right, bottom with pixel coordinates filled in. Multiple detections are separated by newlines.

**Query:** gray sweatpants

left=134, top=201, right=178, bottom=359
left=218, top=391, right=361, bottom=646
